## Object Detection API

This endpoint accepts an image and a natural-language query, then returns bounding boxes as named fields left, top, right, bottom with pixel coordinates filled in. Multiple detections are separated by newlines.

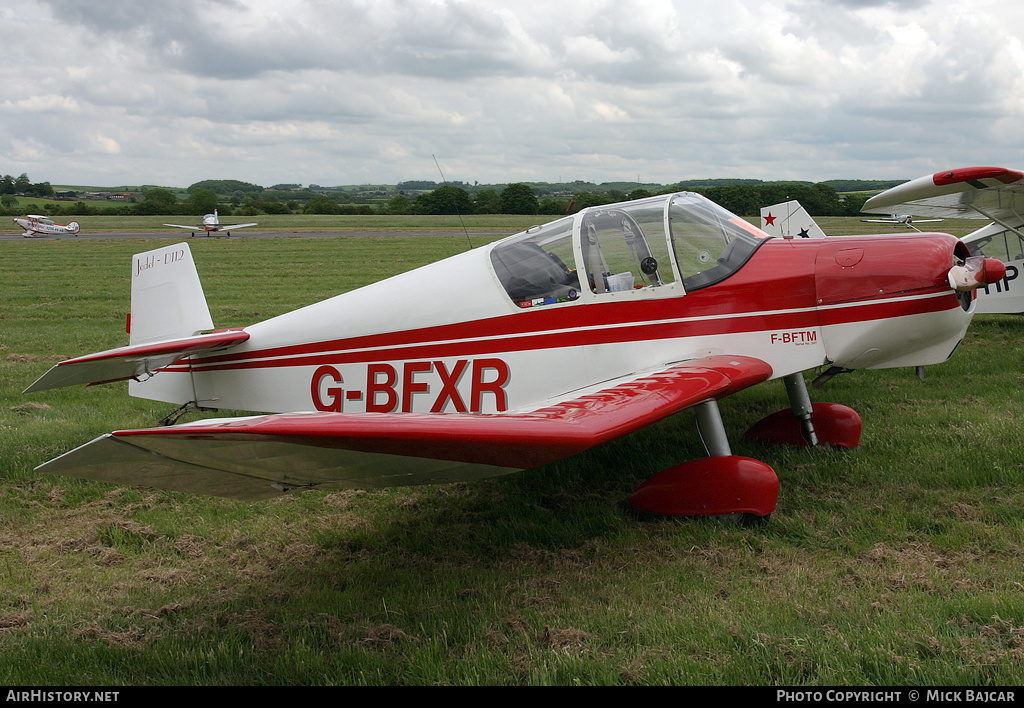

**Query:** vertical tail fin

left=24, top=242, right=245, bottom=396
left=760, top=201, right=827, bottom=239
left=130, top=242, right=213, bottom=345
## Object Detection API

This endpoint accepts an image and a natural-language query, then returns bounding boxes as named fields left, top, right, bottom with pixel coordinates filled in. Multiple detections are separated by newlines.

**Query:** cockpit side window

left=967, top=229, right=1024, bottom=262
left=580, top=203, right=676, bottom=295
left=669, top=193, right=766, bottom=291
left=490, top=217, right=581, bottom=308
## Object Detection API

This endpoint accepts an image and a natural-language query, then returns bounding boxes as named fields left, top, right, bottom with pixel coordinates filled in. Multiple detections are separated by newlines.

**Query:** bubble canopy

left=488, top=192, right=770, bottom=308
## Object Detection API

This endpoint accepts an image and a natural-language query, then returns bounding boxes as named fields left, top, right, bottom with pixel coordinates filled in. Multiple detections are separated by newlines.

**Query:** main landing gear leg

left=629, top=400, right=779, bottom=524
left=696, top=399, right=731, bottom=457
left=745, top=373, right=861, bottom=449
left=784, top=372, right=819, bottom=446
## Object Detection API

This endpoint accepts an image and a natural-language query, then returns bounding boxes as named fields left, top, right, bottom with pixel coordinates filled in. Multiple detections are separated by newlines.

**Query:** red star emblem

left=764, top=213, right=776, bottom=227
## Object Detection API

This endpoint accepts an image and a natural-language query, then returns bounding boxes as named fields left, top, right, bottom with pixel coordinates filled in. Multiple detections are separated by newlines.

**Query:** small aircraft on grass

left=163, top=209, right=257, bottom=237
left=860, top=214, right=943, bottom=231
left=12, top=215, right=80, bottom=238
left=24, top=191, right=1004, bottom=524
left=863, top=166, right=1024, bottom=315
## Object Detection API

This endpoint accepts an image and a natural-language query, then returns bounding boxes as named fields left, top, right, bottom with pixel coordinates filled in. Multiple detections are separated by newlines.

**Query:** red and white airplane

left=163, top=209, right=257, bottom=236
left=863, top=166, right=1024, bottom=315
left=24, top=191, right=1004, bottom=523
left=12, top=214, right=80, bottom=238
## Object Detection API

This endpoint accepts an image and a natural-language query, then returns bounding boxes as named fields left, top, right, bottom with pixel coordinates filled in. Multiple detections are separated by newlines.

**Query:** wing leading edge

left=862, top=166, right=1024, bottom=221
left=36, top=354, right=773, bottom=500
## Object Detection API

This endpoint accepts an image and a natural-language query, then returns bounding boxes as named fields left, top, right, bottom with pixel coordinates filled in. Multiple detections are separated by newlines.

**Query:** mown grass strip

left=1, top=222, right=1023, bottom=685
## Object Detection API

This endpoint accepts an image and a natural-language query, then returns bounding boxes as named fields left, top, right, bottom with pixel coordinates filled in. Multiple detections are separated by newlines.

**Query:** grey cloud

left=5, top=0, right=1024, bottom=188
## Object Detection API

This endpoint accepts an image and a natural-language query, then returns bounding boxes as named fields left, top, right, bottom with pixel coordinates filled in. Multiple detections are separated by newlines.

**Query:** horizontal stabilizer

left=24, top=329, right=249, bottom=393
left=36, top=355, right=773, bottom=499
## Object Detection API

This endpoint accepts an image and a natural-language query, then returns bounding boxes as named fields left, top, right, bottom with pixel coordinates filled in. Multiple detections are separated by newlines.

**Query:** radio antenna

left=433, top=154, right=473, bottom=250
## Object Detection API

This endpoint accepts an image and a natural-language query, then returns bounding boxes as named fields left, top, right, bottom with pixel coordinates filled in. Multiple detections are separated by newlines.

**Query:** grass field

left=2, top=221, right=1024, bottom=686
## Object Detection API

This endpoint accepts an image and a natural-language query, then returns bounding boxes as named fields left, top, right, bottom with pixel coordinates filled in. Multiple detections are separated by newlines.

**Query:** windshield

left=668, top=193, right=767, bottom=291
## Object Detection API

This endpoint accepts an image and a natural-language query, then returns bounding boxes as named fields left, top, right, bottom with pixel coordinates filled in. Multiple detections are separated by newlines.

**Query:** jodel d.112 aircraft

left=12, top=215, right=80, bottom=238
left=25, top=191, right=1004, bottom=524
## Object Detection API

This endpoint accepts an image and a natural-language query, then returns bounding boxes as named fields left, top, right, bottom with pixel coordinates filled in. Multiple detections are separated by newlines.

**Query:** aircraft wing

left=35, top=354, right=773, bottom=500
left=863, top=166, right=1024, bottom=222
left=222, top=222, right=258, bottom=229
left=163, top=223, right=201, bottom=230
left=24, top=329, right=250, bottom=393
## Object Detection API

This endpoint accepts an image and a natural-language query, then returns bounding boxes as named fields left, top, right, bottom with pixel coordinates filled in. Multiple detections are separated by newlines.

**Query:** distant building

left=83, top=191, right=132, bottom=201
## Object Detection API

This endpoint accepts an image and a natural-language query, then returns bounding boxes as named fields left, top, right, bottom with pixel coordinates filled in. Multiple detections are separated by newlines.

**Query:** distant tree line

left=2, top=173, right=891, bottom=219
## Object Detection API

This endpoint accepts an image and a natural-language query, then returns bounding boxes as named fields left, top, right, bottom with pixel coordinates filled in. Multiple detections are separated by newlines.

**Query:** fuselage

left=131, top=193, right=975, bottom=417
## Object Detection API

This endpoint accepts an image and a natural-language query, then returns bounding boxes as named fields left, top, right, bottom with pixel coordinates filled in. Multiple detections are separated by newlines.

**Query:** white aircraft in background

left=759, top=201, right=826, bottom=239
left=25, top=191, right=1003, bottom=525
left=12, top=215, right=80, bottom=238
left=164, top=209, right=257, bottom=237
left=860, top=214, right=943, bottom=231
left=863, top=166, right=1024, bottom=315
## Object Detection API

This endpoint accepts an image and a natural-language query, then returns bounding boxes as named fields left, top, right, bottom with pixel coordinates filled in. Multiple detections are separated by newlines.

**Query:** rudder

left=130, top=243, right=213, bottom=345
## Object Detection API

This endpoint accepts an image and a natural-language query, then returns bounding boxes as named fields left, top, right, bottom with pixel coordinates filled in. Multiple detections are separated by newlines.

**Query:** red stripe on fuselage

left=168, top=238, right=962, bottom=374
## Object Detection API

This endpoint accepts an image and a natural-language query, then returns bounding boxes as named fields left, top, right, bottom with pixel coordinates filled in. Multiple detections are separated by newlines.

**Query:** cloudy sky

left=3, top=0, right=1023, bottom=189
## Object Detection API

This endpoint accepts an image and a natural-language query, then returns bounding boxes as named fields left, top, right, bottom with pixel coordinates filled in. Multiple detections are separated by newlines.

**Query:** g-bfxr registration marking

left=311, top=358, right=510, bottom=413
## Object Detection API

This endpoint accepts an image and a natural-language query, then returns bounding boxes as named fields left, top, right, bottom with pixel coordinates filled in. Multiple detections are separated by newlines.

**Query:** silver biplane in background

left=12, top=215, right=80, bottom=238
left=25, top=190, right=1004, bottom=524
left=164, top=209, right=257, bottom=237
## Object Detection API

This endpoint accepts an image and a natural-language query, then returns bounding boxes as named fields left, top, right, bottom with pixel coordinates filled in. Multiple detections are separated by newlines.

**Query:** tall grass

left=1, top=224, right=1023, bottom=685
